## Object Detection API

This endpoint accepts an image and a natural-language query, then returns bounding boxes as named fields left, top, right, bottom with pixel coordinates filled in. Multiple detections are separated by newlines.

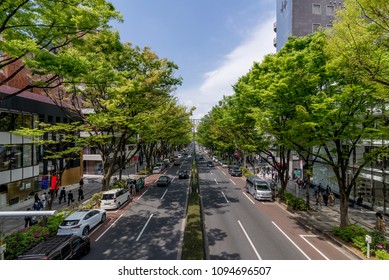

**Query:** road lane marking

left=95, top=213, right=124, bottom=242
left=242, top=192, right=255, bottom=204
left=272, top=221, right=310, bottom=260
left=161, top=189, right=168, bottom=200
left=137, top=189, right=149, bottom=201
left=136, top=213, right=154, bottom=241
left=229, top=179, right=236, bottom=185
left=238, top=220, right=262, bottom=260
left=222, top=171, right=226, bottom=176
left=222, top=191, right=229, bottom=203
left=300, top=235, right=329, bottom=260
left=214, top=178, right=218, bottom=184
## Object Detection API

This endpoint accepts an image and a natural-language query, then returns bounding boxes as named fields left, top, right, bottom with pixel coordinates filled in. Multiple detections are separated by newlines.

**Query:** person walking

left=40, top=192, right=47, bottom=209
left=329, top=191, right=335, bottom=206
left=59, top=187, right=66, bottom=204
left=77, top=186, right=84, bottom=202
left=67, top=190, right=74, bottom=206
left=24, top=208, right=32, bottom=228
left=322, top=190, right=329, bottom=206
left=316, top=191, right=323, bottom=208
left=375, top=212, right=386, bottom=233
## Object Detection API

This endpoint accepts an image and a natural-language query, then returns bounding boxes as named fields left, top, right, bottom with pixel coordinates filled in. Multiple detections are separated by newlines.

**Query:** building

left=275, top=0, right=341, bottom=51
left=0, top=60, right=82, bottom=208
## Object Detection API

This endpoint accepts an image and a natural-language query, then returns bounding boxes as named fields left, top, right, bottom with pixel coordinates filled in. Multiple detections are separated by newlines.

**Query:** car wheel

left=101, top=213, right=106, bottom=223
left=117, top=202, right=121, bottom=209
left=82, top=226, right=90, bottom=236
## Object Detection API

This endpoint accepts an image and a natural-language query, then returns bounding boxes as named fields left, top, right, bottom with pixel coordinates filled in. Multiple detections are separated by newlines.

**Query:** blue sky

left=108, top=0, right=276, bottom=119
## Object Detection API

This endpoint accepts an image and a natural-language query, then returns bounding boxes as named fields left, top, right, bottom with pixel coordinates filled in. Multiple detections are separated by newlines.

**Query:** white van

left=246, top=176, right=273, bottom=201
left=100, top=188, right=131, bottom=210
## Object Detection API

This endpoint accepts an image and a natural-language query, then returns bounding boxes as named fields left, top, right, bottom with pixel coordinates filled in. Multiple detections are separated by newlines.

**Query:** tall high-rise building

left=275, top=0, right=342, bottom=51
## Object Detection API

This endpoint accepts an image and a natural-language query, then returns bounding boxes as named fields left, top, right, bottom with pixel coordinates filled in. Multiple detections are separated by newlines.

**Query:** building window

left=0, top=146, right=9, bottom=171
left=0, top=111, right=12, bottom=131
left=312, top=23, right=321, bottom=32
left=23, top=144, right=33, bottom=167
left=9, top=145, right=23, bottom=169
left=312, top=3, right=321, bottom=15
left=326, top=5, right=335, bottom=16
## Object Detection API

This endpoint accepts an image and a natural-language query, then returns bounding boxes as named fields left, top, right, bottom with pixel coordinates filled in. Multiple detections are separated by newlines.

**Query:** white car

left=152, top=166, right=162, bottom=174
left=57, top=209, right=106, bottom=236
left=100, top=188, right=131, bottom=210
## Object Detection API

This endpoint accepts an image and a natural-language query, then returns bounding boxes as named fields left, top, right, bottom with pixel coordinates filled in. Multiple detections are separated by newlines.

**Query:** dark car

left=156, top=175, right=172, bottom=187
left=178, top=170, right=189, bottom=179
left=18, top=234, right=90, bottom=260
left=229, top=165, right=242, bottom=177
left=207, top=161, right=214, bottom=167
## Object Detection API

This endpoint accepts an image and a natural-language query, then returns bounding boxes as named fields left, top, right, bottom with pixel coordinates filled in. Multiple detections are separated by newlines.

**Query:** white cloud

left=179, top=17, right=276, bottom=120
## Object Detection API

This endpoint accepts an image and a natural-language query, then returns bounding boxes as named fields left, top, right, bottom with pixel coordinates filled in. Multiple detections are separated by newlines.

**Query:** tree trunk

left=339, top=191, right=351, bottom=227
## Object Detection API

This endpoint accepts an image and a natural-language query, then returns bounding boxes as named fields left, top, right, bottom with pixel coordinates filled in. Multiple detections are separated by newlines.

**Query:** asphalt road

left=199, top=158, right=358, bottom=260
left=83, top=159, right=191, bottom=260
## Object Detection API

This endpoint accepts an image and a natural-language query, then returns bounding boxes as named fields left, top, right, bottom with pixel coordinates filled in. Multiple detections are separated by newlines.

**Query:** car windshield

left=256, top=184, right=270, bottom=191
left=102, top=194, right=115, bottom=200
left=159, top=176, right=168, bottom=182
left=60, top=220, right=80, bottom=226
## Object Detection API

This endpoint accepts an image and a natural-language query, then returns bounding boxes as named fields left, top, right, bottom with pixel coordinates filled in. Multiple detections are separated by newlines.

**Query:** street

left=199, top=158, right=358, bottom=260
left=82, top=159, right=191, bottom=260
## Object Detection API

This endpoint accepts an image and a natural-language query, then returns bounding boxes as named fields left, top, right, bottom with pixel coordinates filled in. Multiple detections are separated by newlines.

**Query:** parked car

left=18, top=234, right=90, bottom=260
left=57, top=209, right=107, bottom=236
left=178, top=170, right=189, bottom=179
left=229, top=165, right=242, bottom=177
left=174, top=159, right=181, bottom=166
left=100, top=188, right=131, bottom=210
left=152, top=166, right=162, bottom=174
left=221, top=161, right=228, bottom=168
left=156, top=175, right=172, bottom=187
left=207, top=161, right=214, bottom=167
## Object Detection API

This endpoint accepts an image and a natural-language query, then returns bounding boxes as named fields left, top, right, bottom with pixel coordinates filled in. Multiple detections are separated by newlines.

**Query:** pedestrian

left=322, top=191, right=329, bottom=206
left=32, top=200, right=42, bottom=211
left=67, top=190, right=74, bottom=206
left=59, top=187, right=66, bottom=204
left=34, top=193, right=39, bottom=203
left=24, top=208, right=32, bottom=228
left=329, top=191, right=335, bottom=206
left=77, top=186, right=84, bottom=201
left=375, top=212, right=386, bottom=233
left=79, top=178, right=84, bottom=187
left=316, top=191, right=323, bottom=207
left=40, top=192, right=47, bottom=209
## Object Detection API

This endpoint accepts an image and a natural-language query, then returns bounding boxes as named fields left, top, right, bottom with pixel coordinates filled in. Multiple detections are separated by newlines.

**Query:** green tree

left=56, top=31, right=182, bottom=190
left=0, top=0, right=121, bottom=99
left=326, top=0, right=389, bottom=89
